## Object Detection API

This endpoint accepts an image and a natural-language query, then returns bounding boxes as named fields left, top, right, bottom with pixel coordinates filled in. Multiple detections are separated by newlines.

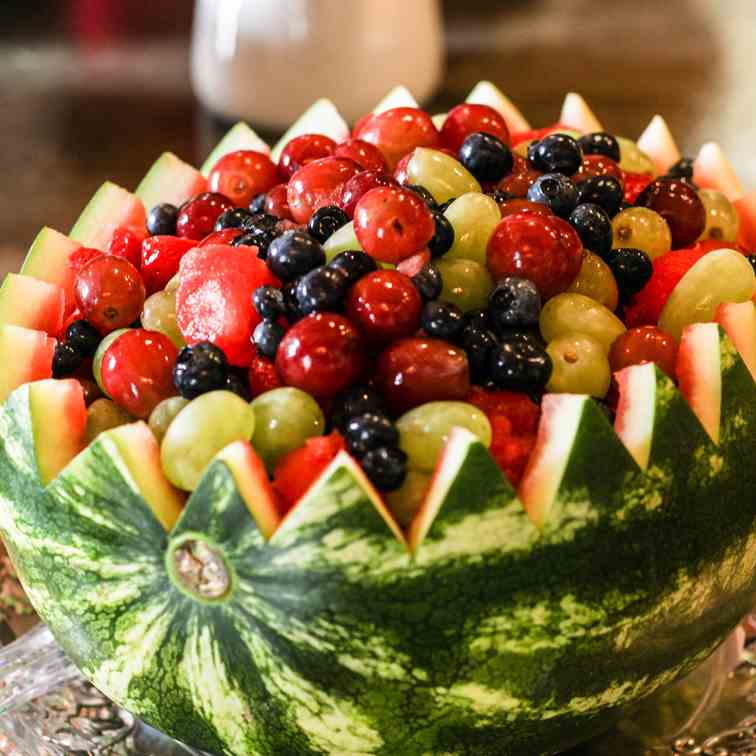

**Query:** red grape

left=333, top=139, right=388, bottom=172
left=338, top=170, right=396, bottom=217
left=176, top=192, right=235, bottom=240
left=207, top=151, right=280, bottom=208
left=609, top=326, right=678, bottom=379
left=497, top=169, right=541, bottom=198
left=573, top=154, right=623, bottom=184
left=635, top=178, right=706, bottom=248
left=497, top=199, right=553, bottom=218
left=278, top=134, right=337, bottom=180
left=264, top=183, right=294, bottom=220
left=248, top=355, right=282, bottom=397
left=286, top=157, right=361, bottom=224
left=440, top=103, right=512, bottom=153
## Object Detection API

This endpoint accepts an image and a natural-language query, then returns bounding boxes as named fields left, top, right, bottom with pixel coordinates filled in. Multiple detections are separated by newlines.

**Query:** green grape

left=397, top=401, right=492, bottom=472
left=148, top=396, right=189, bottom=442
left=251, top=387, right=325, bottom=470
left=385, top=469, right=432, bottom=528
left=161, top=390, right=256, bottom=491
left=617, top=136, right=656, bottom=175
left=436, top=258, right=494, bottom=312
left=141, top=290, right=185, bottom=348
left=165, top=273, right=181, bottom=292
left=540, top=293, right=625, bottom=353
left=444, top=193, right=501, bottom=265
left=546, top=334, right=611, bottom=398
left=86, top=398, right=132, bottom=443
left=566, top=252, right=619, bottom=311
left=659, top=248, right=755, bottom=341
left=612, top=207, right=672, bottom=260
left=323, top=221, right=364, bottom=262
left=92, top=328, right=130, bottom=395
left=406, top=148, right=481, bottom=203
left=699, top=189, right=740, bottom=243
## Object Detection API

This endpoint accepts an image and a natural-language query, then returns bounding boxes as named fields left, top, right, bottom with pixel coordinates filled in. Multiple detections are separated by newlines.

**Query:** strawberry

left=141, top=236, right=197, bottom=294
left=106, top=226, right=145, bottom=269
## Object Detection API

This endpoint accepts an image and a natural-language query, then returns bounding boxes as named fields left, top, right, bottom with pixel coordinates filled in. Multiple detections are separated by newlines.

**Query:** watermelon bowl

left=0, top=83, right=755, bottom=756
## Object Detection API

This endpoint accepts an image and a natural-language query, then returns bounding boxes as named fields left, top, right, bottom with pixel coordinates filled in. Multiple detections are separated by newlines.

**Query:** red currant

left=440, top=103, right=512, bottom=153
left=346, top=270, right=422, bottom=342
left=338, top=170, right=396, bottom=218
left=573, top=154, right=623, bottom=184
left=248, top=354, right=282, bottom=397
left=278, top=134, right=337, bottom=179
left=100, top=329, right=178, bottom=418
left=635, top=178, right=707, bottom=248
left=106, top=226, right=145, bottom=269
left=207, top=151, right=280, bottom=208
left=353, top=186, right=435, bottom=264
left=264, top=184, right=294, bottom=220
left=354, top=107, right=441, bottom=171
left=333, top=139, right=388, bottom=172
left=498, top=199, right=553, bottom=218
left=140, top=236, right=196, bottom=293
left=176, top=192, right=235, bottom=240
left=286, top=157, right=361, bottom=224
left=275, top=313, right=365, bottom=398
left=609, top=325, right=678, bottom=379
left=487, top=214, right=583, bottom=300
left=375, top=337, right=470, bottom=413
left=74, top=255, right=146, bottom=333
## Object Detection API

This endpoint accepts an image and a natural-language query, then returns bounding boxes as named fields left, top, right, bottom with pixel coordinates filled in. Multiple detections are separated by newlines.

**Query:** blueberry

left=147, top=203, right=178, bottom=236
left=295, top=266, right=349, bottom=314
left=65, top=319, right=101, bottom=357
left=253, top=320, right=286, bottom=359
left=568, top=203, right=613, bottom=259
left=577, top=132, right=621, bottom=162
left=527, top=173, right=578, bottom=218
left=404, top=184, right=438, bottom=210
left=421, top=301, right=465, bottom=341
left=666, top=157, right=695, bottom=180
left=52, top=342, right=83, bottom=378
left=489, top=334, right=552, bottom=391
left=428, top=211, right=455, bottom=258
left=225, top=371, right=251, bottom=401
left=173, top=342, right=228, bottom=399
left=252, top=285, right=286, bottom=320
left=577, top=175, right=624, bottom=217
left=463, top=308, right=494, bottom=331
left=307, top=205, right=350, bottom=244
left=487, top=190, right=516, bottom=205
left=459, top=132, right=514, bottom=183
left=411, top=264, right=443, bottom=302
left=606, top=248, right=653, bottom=295
left=528, top=134, right=583, bottom=176
left=267, top=230, right=326, bottom=281
left=360, top=446, right=407, bottom=492
left=331, top=386, right=387, bottom=431
left=461, top=325, right=499, bottom=382
left=282, top=280, right=304, bottom=323
left=489, top=277, right=541, bottom=332
left=215, top=207, right=253, bottom=231
left=233, top=213, right=282, bottom=257
left=748, top=255, right=756, bottom=275
left=328, top=250, right=378, bottom=285
left=248, top=193, right=268, bottom=214
left=345, top=413, right=399, bottom=458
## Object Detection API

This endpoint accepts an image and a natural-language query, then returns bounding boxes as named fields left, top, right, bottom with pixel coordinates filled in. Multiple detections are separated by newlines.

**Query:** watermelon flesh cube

left=70, top=182, right=146, bottom=250
left=136, top=152, right=207, bottom=211
left=201, top=123, right=271, bottom=177
left=636, top=114, right=681, bottom=174
left=559, top=92, right=603, bottom=133
left=0, top=274, right=65, bottom=336
left=0, top=325, right=55, bottom=402
left=614, top=363, right=658, bottom=471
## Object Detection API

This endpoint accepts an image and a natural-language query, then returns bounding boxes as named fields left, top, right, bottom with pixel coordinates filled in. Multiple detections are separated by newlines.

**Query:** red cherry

left=375, top=338, right=470, bottom=413
left=486, top=214, right=583, bottom=300
left=207, top=151, right=280, bottom=208
left=346, top=270, right=422, bottom=342
left=199, top=228, right=244, bottom=247
left=635, top=178, right=706, bottom=248
left=573, top=154, right=623, bottom=184
left=338, top=170, right=396, bottom=218
left=140, top=236, right=196, bottom=293
left=440, top=103, right=512, bottom=153
left=275, top=313, right=365, bottom=398
left=100, top=329, right=178, bottom=419
left=498, top=199, right=553, bottom=218
left=264, top=184, right=294, bottom=220
left=106, top=227, right=145, bottom=269
left=248, top=355, right=282, bottom=397
left=609, top=326, right=678, bottom=379
left=333, top=139, right=388, bottom=172
left=354, top=107, right=441, bottom=171
left=74, top=255, right=146, bottom=333
left=69, top=246, right=104, bottom=274
left=393, top=151, right=413, bottom=184
left=623, top=171, right=654, bottom=203
left=353, top=186, right=435, bottom=264
left=176, top=192, right=235, bottom=240
left=286, top=157, right=361, bottom=224
left=497, top=169, right=541, bottom=198
left=278, top=134, right=337, bottom=180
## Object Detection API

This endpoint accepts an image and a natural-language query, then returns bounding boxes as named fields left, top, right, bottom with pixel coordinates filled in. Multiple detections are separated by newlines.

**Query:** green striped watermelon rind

left=0, top=322, right=754, bottom=755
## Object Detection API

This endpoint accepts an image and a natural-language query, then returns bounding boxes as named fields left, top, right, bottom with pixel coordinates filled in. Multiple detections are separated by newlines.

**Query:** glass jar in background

left=190, top=0, right=443, bottom=129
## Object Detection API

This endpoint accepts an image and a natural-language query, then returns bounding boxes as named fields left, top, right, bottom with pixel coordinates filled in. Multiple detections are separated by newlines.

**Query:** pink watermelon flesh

left=636, top=115, right=681, bottom=174
left=0, top=274, right=65, bottom=336
left=735, top=190, right=756, bottom=251
left=716, top=301, right=756, bottom=380
left=614, top=363, right=658, bottom=471
left=0, top=326, right=55, bottom=403
left=559, top=92, right=603, bottom=133
left=693, top=143, right=744, bottom=202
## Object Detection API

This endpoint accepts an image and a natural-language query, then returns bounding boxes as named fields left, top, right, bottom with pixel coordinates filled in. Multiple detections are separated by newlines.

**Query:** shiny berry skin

left=177, top=192, right=235, bottom=240
left=140, top=236, right=196, bottom=294
left=74, top=255, right=146, bottom=334
left=69, top=246, right=104, bottom=274
left=65, top=319, right=101, bottom=357
left=328, top=250, right=378, bottom=285
left=623, top=171, right=654, bottom=204
left=421, top=300, right=464, bottom=341
left=609, top=325, right=678, bottom=379
left=275, top=313, right=365, bottom=398
left=264, top=184, right=293, bottom=220
left=354, top=107, right=441, bottom=171
left=215, top=207, right=253, bottom=230
left=253, top=320, right=286, bottom=358
left=527, top=173, right=579, bottom=218
left=573, top=154, right=624, bottom=184
left=577, top=175, right=625, bottom=217
left=252, top=285, right=286, bottom=320
left=461, top=325, right=499, bottom=382
left=344, top=413, right=399, bottom=458
left=106, top=227, right=144, bottom=269
left=528, top=134, right=583, bottom=176
left=295, top=266, right=349, bottom=315
left=498, top=198, right=553, bottom=218
left=375, top=337, right=470, bottom=413
left=278, top=134, right=337, bottom=179
left=497, top=168, right=541, bottom=198
left=52, top=342, right=83, bottom=378
left=748, top=255, right=756, bottom=274
left=489, top=334, right=552, bottom=391
left=487, top=214, right=583, bottom=299
left=353, top=186, right=435, bottom=264
left=667, top=157, right=695, bottom=180
left=173, top=341, right=228, bottom=399
left=225, top=371, right=252, bottom=400
left=440, top=103, right=511, bottom=153
left=578, top=132, right=621, bottom=162
left=361, top=446, right=407, bottom=492
left=332, top=385, right=387, bottom=431
left=393, top=152, right=414, bottom=185
left=101, top=329, right=178, bottom=418
left=147, top=203, right=178, bottom=236
left=234, top=212, right=280, bottom=257
left=208, top=150, right=280, bottom=208
left=606, top=247, right=653, bottom=295
left=333, top=139, right=388, bottom=172
left=346, top=270, right=422, bottom=342
left=249, top=193, right=267, bottom=214
left=568, top=202, right=613, bottom=258
left=267, top=230, right=326, bottom=281
left=287, top=157, right=361, bottom=224
left=248, top=355, right=282, bottom=397
left=635, top=178, right=706, bottom=248
left=428, top=211, right=455, bottom=258
left=489, top=277, right=541, bottom=332
left=200, top=228, right=243, bottom=247
left=338, top=170, right=396, bottom=218
left=307, top=205, right=349, bottom=243
left=459, top=132, right=514, bottom=183
left=412, top=263, right=443, bottom=302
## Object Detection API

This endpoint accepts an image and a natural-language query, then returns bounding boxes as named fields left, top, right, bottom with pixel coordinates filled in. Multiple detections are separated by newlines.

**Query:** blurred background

left=1, top=0, right=754, bottom=276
